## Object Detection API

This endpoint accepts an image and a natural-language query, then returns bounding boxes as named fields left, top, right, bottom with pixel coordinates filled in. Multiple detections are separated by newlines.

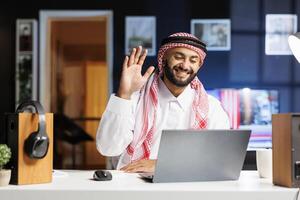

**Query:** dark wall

left=232, top=0, right=300, bottom=114
left=0, top=0, right=229, bottom=114
left=0, top=0, right=229, bottom=142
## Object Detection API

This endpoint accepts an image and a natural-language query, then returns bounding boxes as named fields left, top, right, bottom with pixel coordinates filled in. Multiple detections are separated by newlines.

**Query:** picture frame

left=191, top=19, right=231, bottom=51
left=265, top=14, right=297, bottom=55
left=125, top=16, right=156, bottom=56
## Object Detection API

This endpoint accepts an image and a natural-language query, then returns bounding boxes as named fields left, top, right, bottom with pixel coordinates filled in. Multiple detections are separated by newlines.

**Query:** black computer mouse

left=93, top=170, right=112, bottom=181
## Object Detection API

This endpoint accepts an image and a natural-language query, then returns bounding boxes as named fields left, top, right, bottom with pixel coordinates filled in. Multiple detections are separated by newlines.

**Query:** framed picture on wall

left=265, top=14, right=297, bottom=55
left=191, top=19, right=231, bottom=51
left=125, top=16, right=156, bottom=56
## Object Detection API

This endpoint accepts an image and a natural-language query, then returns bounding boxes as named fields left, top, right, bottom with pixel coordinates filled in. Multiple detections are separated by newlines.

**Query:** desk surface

left=0, top=170, right=299, bottom=200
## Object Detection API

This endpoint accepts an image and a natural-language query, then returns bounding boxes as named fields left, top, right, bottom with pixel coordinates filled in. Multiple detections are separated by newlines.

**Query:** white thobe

left=96, top=78, right=230, bottom=169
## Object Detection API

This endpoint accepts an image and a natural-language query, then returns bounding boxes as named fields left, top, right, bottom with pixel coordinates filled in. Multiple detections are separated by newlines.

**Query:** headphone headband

left=16, top=101, right=46, bottom=138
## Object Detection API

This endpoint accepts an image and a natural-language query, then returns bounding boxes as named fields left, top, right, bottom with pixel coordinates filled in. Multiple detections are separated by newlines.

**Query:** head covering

left=122, top=32, right=209, bottom=167
left=157, top=32, right=207, bottom=73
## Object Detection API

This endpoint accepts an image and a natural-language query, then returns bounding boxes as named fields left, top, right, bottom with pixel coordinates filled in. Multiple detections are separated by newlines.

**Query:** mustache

left=173, top=64, right=194, bottom=74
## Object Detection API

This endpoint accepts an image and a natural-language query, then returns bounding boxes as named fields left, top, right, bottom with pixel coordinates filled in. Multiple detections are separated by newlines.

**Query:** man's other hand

left=120, top=159, right=156, bottom=173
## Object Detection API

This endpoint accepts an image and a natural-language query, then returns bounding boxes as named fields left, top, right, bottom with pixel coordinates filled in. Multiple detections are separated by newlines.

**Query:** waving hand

left=117, top=46, right=155, bottom=99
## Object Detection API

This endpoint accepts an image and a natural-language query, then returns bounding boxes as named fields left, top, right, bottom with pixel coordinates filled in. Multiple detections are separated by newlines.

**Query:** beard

left=163, top=62, right=198, bottom=87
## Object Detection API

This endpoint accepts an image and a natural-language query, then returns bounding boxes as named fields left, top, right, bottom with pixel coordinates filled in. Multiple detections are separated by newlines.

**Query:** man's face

left=163, top=47, right=203, bottom=87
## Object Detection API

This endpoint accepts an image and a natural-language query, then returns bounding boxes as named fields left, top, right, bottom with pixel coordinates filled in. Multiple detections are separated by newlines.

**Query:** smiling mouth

left=174, top=69, right=190, bottom=78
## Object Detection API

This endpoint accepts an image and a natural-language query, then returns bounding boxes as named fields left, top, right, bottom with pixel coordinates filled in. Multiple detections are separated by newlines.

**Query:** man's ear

left=198, top=59, right=204, bottom=67
left=197, top=60, right=204, bottom=71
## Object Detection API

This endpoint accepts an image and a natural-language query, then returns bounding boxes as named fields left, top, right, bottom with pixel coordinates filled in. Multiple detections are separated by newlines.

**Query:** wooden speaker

left=272, top=113, right=300, bottom=187
left=6, top=113, right=53, bottom=185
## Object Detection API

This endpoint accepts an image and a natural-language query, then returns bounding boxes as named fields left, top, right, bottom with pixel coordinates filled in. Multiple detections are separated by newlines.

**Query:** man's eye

left=174, top=56, right=183, bottom=59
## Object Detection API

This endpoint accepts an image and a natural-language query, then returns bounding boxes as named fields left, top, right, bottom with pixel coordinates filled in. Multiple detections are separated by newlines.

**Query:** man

left=96, top=32, right=230, bottom=173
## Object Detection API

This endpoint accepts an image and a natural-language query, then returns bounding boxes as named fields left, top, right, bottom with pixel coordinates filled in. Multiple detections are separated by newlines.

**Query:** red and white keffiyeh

left=125, top=32, right=209, bottom=162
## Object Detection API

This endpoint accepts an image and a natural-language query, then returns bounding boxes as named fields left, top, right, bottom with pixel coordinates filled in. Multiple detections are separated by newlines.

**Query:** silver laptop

left=140, top=129, right=251, bottom=183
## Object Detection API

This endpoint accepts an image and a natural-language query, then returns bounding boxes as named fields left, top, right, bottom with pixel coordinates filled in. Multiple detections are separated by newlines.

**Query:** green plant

left=0, top=144, right=11, bottom=170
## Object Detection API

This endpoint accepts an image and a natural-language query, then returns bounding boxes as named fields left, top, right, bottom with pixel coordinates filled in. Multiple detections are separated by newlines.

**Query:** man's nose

left=178, top=63, right=189, bottom=72
left=181, top=59, right=191, bottom=69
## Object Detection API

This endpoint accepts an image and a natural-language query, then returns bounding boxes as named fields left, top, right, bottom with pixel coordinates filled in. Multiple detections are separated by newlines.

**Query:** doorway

left=39, top=11, right=113, bottom=169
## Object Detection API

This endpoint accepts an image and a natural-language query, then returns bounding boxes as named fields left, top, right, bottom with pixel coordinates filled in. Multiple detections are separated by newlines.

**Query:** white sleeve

left=207, top=95, right=231, bottom=129
left=96, top=94, right=137, bottom=156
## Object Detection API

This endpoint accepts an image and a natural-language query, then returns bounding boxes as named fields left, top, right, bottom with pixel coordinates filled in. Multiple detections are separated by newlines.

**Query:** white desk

left=0, top=170, right=299, bottom=200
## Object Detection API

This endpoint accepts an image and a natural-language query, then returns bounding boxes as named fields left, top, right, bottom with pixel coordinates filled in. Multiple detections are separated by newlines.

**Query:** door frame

left=39, top=10, right=113, bottom=111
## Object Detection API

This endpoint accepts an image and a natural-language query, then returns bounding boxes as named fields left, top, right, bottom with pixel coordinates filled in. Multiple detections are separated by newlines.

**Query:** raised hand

left=117, top=46, right=155, bottom=100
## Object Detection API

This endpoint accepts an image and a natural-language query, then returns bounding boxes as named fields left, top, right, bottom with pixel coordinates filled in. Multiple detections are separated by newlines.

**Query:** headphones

left=16, top=101, right=49, bottom=159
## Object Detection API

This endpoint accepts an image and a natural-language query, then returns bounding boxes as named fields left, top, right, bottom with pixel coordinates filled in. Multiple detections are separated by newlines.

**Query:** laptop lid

left=152, top=129, right=251, bottom=183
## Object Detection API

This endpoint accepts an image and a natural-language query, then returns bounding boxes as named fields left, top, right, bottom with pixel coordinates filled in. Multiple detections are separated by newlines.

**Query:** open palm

left=117, top=46, right=155, bottom=99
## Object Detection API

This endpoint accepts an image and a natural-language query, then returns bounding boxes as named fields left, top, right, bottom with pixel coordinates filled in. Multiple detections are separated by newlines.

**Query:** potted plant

left=0, top=144, right=12, bottom=186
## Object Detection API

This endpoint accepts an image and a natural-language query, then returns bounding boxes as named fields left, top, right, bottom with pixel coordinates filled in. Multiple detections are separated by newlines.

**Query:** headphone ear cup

left=24, top=133, right=37, bottom=158
left=24, top=131, right=49, bottom=159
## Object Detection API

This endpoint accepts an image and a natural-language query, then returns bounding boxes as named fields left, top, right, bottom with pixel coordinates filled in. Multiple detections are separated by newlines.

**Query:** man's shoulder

left=131, top=90, right=142, bottom=98
left=207, top=94, right=222, bottom=105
